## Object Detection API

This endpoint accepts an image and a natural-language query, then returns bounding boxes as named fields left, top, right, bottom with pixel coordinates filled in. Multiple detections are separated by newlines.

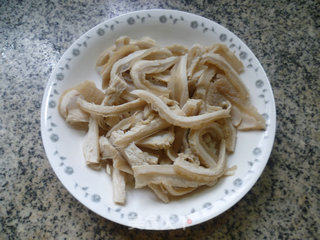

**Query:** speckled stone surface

left=0, top=0, right=319, bottom=239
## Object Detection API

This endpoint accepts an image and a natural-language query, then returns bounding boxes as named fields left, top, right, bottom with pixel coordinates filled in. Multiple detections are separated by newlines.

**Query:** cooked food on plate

left=59, top=36, right=265, bottom=205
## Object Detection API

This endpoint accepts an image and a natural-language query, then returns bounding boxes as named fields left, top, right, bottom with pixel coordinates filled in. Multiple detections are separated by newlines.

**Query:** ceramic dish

left=41, top=9, right=276, bottom=230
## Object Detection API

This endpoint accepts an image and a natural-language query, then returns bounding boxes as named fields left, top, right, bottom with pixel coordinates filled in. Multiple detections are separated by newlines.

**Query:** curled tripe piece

left=131, top=89, right=231, bottom=129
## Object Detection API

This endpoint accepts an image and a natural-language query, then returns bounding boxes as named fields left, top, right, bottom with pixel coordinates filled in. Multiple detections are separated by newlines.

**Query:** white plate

left=41, top=9, right=276, bottom=230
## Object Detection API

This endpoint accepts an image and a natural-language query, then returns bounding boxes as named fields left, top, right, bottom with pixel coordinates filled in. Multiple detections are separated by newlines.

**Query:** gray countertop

left=1, top=0, right=319, bottom=239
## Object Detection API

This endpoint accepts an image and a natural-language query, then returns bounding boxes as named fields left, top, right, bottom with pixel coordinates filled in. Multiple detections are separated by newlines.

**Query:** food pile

left=59, top=36, right=265, bottom=204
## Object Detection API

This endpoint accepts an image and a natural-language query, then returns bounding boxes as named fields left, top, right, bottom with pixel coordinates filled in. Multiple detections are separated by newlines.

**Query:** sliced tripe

left=122, top=142, right=158, bottom=166
left=96, top=45, right=116, bottom=67
left=104, top=47, right=171, bottom=99
left=162, top=184, right=195, bottom=196
left=105, top=116, right=121, bottom=128
left=74, top=81, right=107, bottom=104
left=201, top=53, right=249, bottom=101
left=113, top=153, right=133, bottom=175
left=187, top=57, right=201, bottom=79
left=96, top=116, right=111, bottom=131
left=174, top=139, right=226, bottom=183
left=160, top=96, right=185, bottom=115
left=221, top=119, right=237, bottom=152
left=188, top=64, right=208, bottom=97
left=202, top=104, right=224, bottom=114
left=59, top=89, right=81, bottom=119
left=106, top=113, right=138, bottom=137
left=100, top=78, right=134, bottom=128
left=131, top=89, right=231, bottom=129
left=131, top=36, right=157, bottom=49
left=230, top=105, right=242, bottom=127
left=207, top=43, right=244, bottom=74
left=59, top=89, right=89, bottom=129
left=132, top=165, right=206, bottom=188
left=59, top=81, right=105, bottom=118
left=148, top=184, right=169, bottom=203
left=224, top=165, right=237, bottom=176
left=101, top=44, right=140, bottom=88
left=190, top=64, right=208, bottom=81
left=99, top=136, right=115, bottom=159
left=211, top=76, right=265, bottom=130
left=168, top=54, right=189, bottom=106
left=112, top=167, right=126, bottom=205
left=201, top=130, right=220, bottom=160
left=178, top=150, right=201, bottom=166
left=59, top=38, right=267, bottom=205
left=205, top=179, right=218, bottom=187
left=103, top=74, right=133, bottom=106
left=96, top=36, right=131, bottom=67
left=143, top=49, right=173, bottom=60
left=66, top=108, right=89, bottom=129
left=93, top=101, right=142, bottom=129
left=78, top=98, right=145, bottom=117
left=188, top=122, right=224, bottom=168
left=192, top=67, right=216, bottom=100
left=115, top=36, right=130, bottom=48
left=119, top=109, right=142, bottom=122
left=98, top=89, right=134, bottom=130
left=206, top=80, right=228, bottom=107
left=121, top=91, right=138, bottom=102
left=131, top=56, right=177, bottom=95
left=166, top=44, right=188, bottom=56
left=145, top=75, right=167, bottom=89
left=137, top=127, right=175, bottom=150
left=237, top=105, right=266, bottom=130
left=83, top=117, right=100, bottom=170
left=206, top=83, right=235, bottom=128
left=182, top=99, right=203, bottom=116
left=162, top=108, right=186, bottom=155
left=187, top=44, right=203, bottom=77
left=148, top=72, right=171, bottom=84
left=110, top=116, right=171, bottom=148
left=142, top=104, right=152, bottom=119
left=99, top=136, right=132, bottom=174
left=110, top=49, right=151, bottom=81
left=109, top=48, right=172, bottom=88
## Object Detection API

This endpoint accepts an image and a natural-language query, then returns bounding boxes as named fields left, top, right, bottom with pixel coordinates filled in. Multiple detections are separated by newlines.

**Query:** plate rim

left=41, top=8, right=276, bottom=230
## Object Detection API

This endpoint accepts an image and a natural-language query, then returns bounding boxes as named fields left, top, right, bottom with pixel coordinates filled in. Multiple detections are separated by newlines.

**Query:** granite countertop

left=1, top=0, right=319, bottom=239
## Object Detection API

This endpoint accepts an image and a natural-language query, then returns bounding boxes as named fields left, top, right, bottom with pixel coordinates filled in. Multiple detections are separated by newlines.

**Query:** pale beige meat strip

left=131, top=57, right=177, bottom=95
left=131, top=89, right=231, bottom=129
left=132, top=164, right=206, bottom=188
left=99, top=136, right=132, bottom=174
left=168, top=54, right=189, bottom=106
left=78, top=98, right=146, bottom=117
left=174, top=140, right=226, bottom=183
left=112, top=167, right=126, bottom=205
left=208, top=43, right=244, bottom=74
left=122, top=142, right=158, bottom=166
left=201, top=53, right=249, bottom=100
left=188, top=122, right=224, bottom=168
left=148, top=184, right=169, bottom=203
left=101, top=44, right=139, bottom=88
left=110, top=117, right=171, bottom=148
left=83, top=117, right=100, bottom=170
left=136, top=128, right=175, bottom=150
